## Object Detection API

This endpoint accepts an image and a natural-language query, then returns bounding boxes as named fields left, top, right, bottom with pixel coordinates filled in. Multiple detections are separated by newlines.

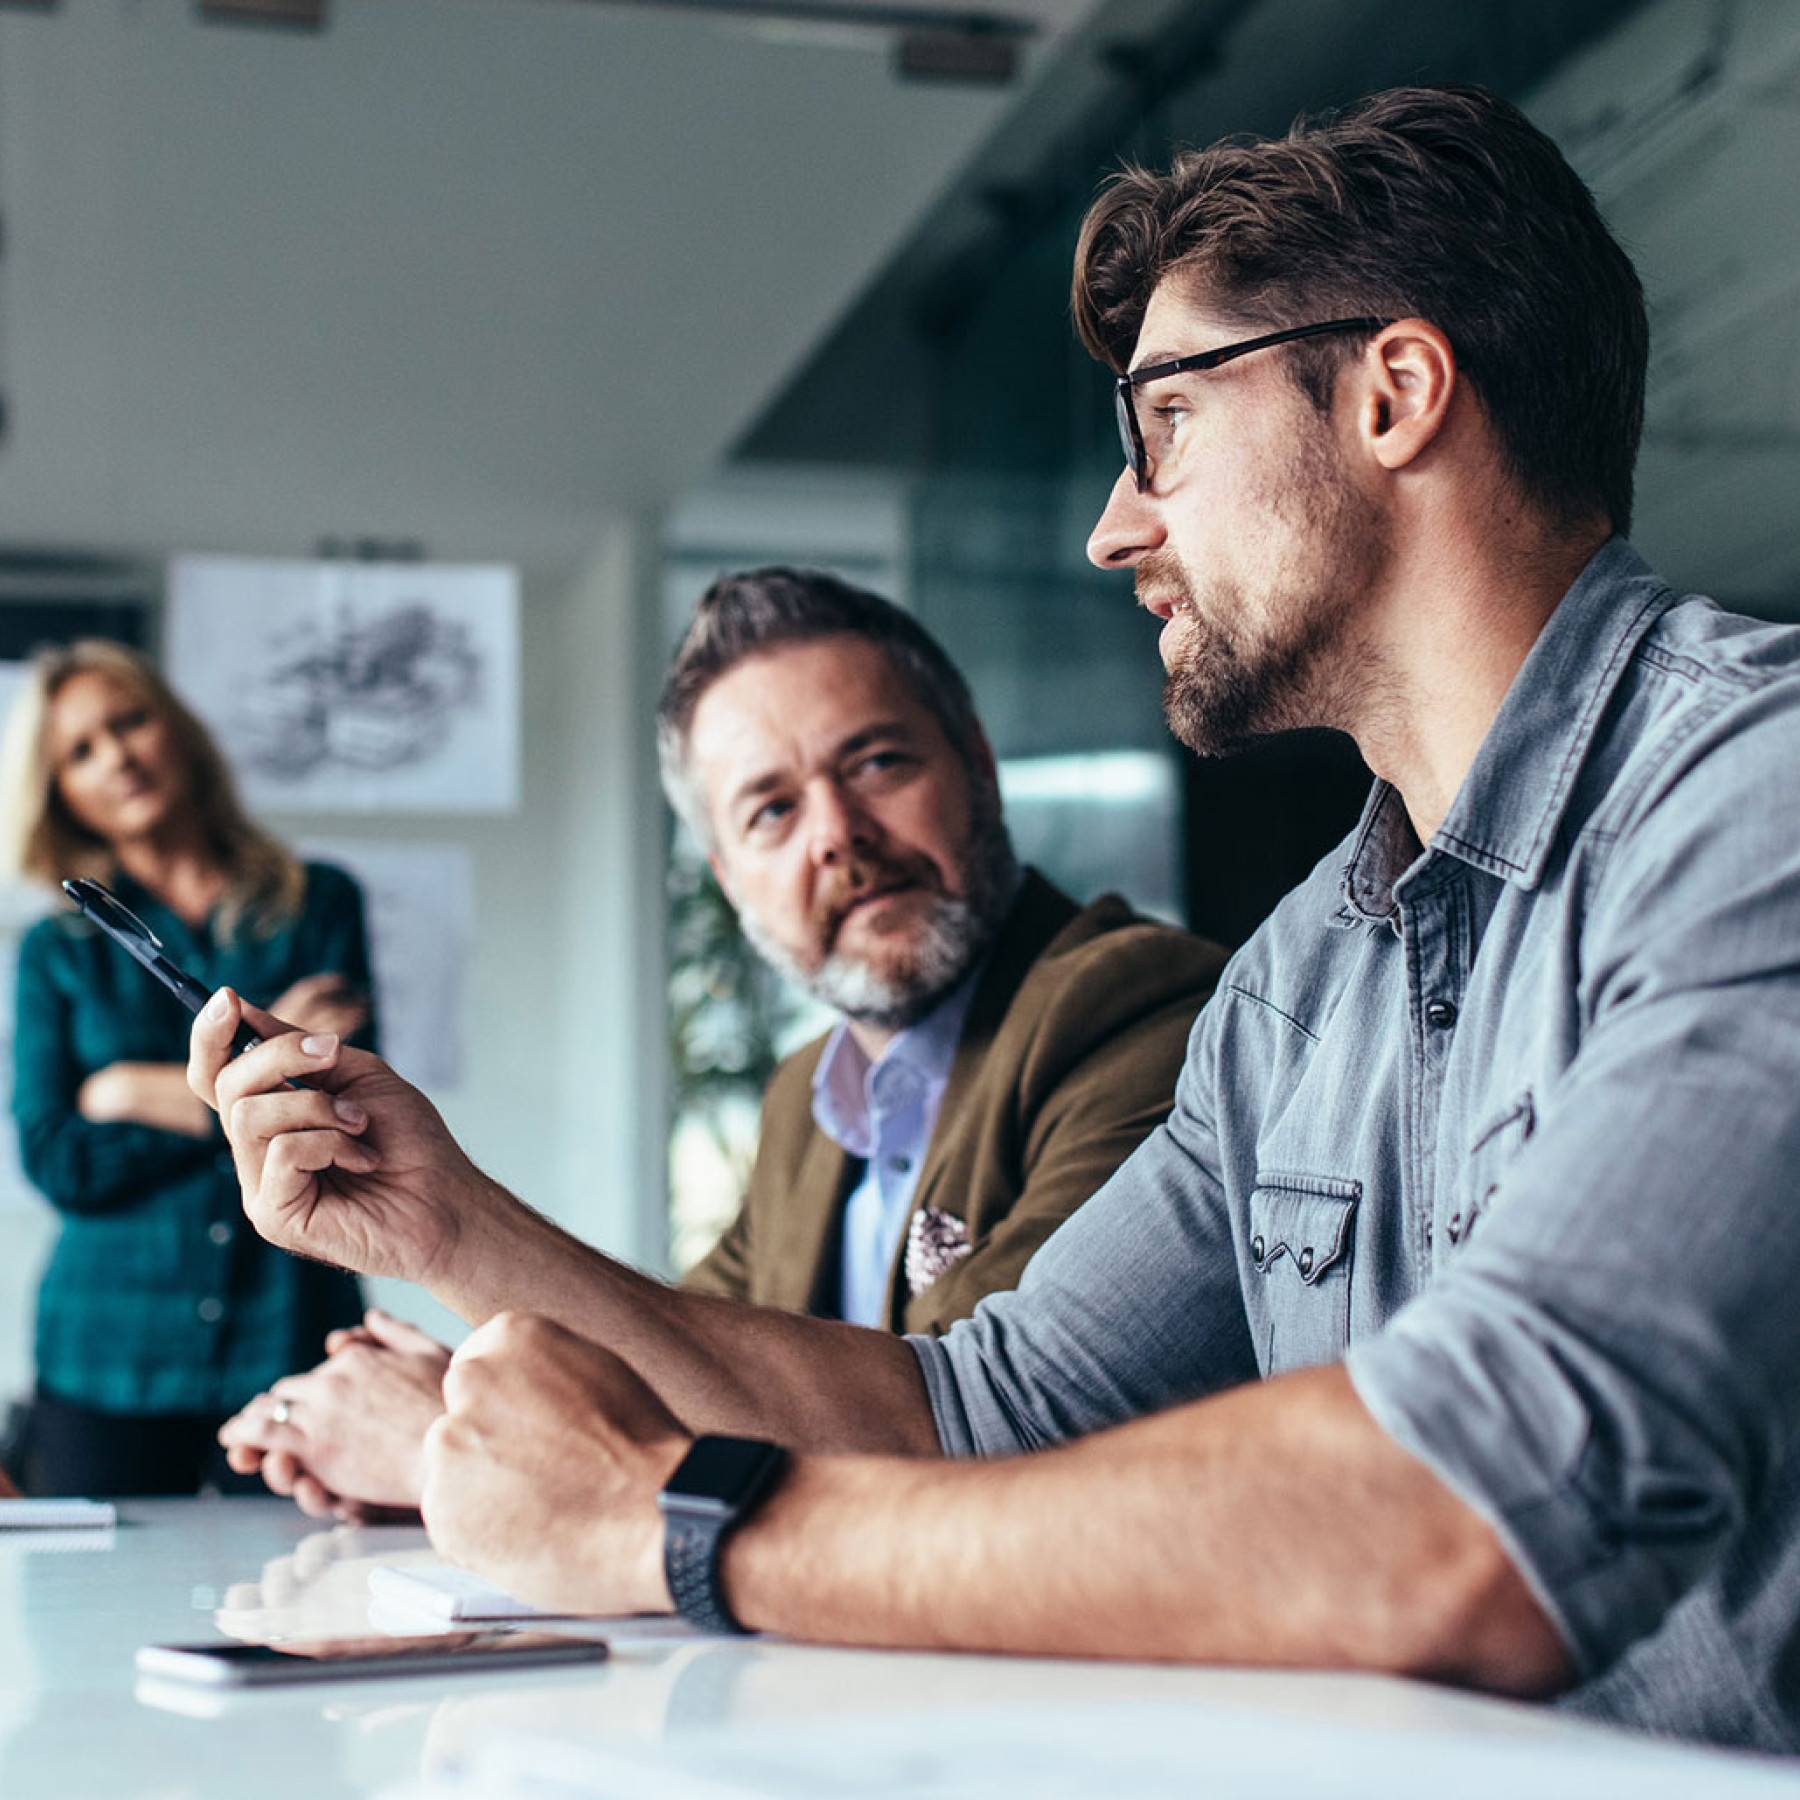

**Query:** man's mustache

left=815, top=852, right=944, bottom=941
left=1135, top=549, right=1193, bottom=612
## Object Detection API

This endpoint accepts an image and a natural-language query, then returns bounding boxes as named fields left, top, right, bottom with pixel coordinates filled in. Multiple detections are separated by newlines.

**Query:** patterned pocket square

left=905, top=1205, right=972, bottom=1297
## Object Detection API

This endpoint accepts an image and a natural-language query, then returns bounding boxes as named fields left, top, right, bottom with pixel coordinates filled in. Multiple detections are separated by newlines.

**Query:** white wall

left=546, top=520, right=670, bottom=1278
left=361, top=515, right=672, bottom=1347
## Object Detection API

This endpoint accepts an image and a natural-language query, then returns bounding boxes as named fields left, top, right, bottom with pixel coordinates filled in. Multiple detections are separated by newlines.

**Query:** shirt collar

left=1340, top=538, right=1678, bottom=923
left=810, top=961, right=986, bottom=1160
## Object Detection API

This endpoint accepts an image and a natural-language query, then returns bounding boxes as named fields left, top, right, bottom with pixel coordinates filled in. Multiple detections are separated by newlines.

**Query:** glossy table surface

left=1, top=1497, right=1797, bottom=1798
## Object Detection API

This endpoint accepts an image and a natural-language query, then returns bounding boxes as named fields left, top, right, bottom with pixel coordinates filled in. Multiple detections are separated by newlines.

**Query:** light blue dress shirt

left=812, top=968, right=982, bottom=1328
left=912, top=541, right=1800, bottom=1751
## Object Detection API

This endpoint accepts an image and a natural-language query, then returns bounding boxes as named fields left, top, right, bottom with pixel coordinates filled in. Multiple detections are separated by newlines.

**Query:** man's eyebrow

left=1128, top=347, right=1185, bottom=375
left=720, top=719, right=921, bottom=817
left=833, top=719, right=917, bottom=759
left=721, top=717, right=923, bottom=812
left=724, top=767, right=784, bottom=816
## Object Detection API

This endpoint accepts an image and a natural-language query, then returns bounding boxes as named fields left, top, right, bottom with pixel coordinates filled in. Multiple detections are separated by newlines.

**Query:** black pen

left=61, top=876, right=268, bottom=1061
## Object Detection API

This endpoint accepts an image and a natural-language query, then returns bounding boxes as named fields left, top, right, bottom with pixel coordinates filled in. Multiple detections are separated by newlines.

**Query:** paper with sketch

left=166, top=556, right=520, bottom=814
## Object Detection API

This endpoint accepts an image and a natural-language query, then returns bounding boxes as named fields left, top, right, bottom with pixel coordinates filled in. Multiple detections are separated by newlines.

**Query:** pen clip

left=62, top=876, right=167, bottom=955
left=60, top=876, right=279, bottom=1083
left=61, top=876, right=213, bottom=1016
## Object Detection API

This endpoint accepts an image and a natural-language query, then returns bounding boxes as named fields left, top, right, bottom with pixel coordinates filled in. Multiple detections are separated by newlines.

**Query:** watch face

left=663, top=1436, right=782, bottom=1510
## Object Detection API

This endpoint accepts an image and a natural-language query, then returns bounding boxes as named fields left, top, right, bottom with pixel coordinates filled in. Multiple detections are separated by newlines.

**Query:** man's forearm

left=435, top=1193, right=939, bottom=1456
left=720, top=1365, right=1574, bottom=1691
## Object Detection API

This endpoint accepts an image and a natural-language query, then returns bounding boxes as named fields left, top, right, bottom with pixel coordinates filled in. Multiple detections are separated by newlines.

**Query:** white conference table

left=1, top=1496, right=1796, bottom=1798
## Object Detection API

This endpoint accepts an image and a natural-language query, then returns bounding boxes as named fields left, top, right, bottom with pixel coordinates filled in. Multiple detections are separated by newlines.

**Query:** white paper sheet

left=369, top=1562, right=555, bottom=1623
left=0, top=1498, right=116, bottom=1528
left=299, top=839, right=473, bottom=1091
left=368, top=1559, right=705, bottom=1643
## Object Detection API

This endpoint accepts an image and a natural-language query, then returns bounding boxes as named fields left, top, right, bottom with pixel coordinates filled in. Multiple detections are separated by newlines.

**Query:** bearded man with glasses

left=191, top=85, right=1800, bottom=1752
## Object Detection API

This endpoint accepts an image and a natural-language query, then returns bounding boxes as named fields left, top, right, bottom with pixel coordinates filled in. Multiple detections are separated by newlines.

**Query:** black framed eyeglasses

left=1113, top=316, right=1392, bottom=492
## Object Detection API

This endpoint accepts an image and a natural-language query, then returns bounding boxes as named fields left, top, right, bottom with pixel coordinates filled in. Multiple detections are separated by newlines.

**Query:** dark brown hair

left=656, top=567, right=985, bottom=843
left=1073, top=84, right=1647, bottom=533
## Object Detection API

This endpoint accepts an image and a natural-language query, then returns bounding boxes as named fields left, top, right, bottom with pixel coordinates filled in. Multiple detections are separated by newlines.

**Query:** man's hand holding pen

left=187, top=987, right=492, bottom=1289
left=192, top=984, right=708, bottom=1620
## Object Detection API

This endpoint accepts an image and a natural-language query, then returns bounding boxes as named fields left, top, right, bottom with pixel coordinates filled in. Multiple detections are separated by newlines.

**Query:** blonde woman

left=2, top=641, right=374, bottom=1496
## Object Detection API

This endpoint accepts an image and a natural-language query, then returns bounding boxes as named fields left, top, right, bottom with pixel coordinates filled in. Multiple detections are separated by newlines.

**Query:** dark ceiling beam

left=550, top=0, right=1037, bottom=38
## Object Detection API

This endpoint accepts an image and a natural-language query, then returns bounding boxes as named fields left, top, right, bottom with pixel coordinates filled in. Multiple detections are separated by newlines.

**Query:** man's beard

left=1154, top=427, right=1388, bottom=757
left=738, top=782, right=1019, bottom=1033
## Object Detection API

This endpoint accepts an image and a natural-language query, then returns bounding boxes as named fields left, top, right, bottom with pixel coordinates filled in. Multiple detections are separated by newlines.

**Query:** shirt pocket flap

left=1452, top=1090, right=1536, bottom=1247
left=1249, top=1180, right=1359, bottom=1286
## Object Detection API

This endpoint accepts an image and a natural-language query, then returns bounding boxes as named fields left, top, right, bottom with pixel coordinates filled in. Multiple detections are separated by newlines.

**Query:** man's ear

left=1354, top=319, right=1457, bottom=473
left=707, top=850, right=737, bottom=905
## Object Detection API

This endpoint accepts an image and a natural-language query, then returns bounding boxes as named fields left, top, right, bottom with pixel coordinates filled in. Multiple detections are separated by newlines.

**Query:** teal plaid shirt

left=12, top=862, right=371, bottom=1416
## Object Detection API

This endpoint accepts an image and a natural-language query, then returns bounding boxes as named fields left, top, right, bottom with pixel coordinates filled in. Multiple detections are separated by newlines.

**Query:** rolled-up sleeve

left=1349, top=685, right=1800, bottom=1679
left=912, top=999, right=1259, bottom=1459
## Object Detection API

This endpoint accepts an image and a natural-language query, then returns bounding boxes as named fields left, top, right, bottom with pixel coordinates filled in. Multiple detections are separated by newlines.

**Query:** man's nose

left=1086, top=466, right=1164, bottom=570
left=806, top=782, right=876, bottom=866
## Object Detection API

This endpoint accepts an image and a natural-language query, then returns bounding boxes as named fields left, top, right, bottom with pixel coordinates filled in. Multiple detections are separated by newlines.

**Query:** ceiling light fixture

left=196, top=0, right=328, bottom=28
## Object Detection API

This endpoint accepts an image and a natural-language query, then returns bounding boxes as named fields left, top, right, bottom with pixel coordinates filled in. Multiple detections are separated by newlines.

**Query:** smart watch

left=657, top=1435, right=788, bottom=1634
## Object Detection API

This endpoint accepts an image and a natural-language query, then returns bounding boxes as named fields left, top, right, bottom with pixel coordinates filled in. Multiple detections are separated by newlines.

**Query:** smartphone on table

left=135, top=1630, right=610, bottom=1687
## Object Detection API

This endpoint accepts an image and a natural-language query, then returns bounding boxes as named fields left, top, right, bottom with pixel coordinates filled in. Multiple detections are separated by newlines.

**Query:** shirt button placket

left=1405, top=877, right=1465, bottom=1270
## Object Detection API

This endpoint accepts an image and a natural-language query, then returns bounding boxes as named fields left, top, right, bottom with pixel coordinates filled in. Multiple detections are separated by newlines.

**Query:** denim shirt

left=912, top=541, right=1800, bottom=1750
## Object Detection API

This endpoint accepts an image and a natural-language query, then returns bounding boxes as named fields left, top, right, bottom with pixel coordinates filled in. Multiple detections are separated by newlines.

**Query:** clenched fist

left=422, top=1313, right=693, bottom=1617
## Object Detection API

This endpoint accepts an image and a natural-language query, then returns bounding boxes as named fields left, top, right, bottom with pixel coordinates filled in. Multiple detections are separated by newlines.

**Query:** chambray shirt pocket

left=1247, top=1175, right=1361, bottom=1375
left=1445, top=1090, right=1536, bottom=1253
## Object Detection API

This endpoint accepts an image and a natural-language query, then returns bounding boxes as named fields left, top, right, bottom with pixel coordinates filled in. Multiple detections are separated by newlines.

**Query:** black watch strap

left=658, top=1436, right=787, bottom=1635
left=663, top=1511, right=745, bottom=1634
